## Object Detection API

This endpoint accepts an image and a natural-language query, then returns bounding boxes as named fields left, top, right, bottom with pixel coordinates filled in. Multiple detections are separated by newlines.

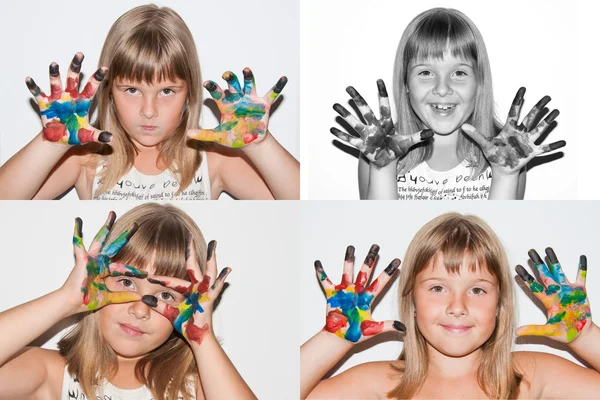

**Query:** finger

left=222, top=71, right=242, bottom=94
left=333, top=103, right=367, bottom=134
left=519, top=95, right=551, bottom=131
left=187, top=128, right=229, bottom=144
left=314, top=260, right=335, bottom=294
left=79, top=67, right=108, bottom=100
left=101, top=222, right=138, bottom=258
left=536, top=140, right=566, bottom=156
left=528, top=249, right=558, bottom=288
left=342, top=246, right=355, bottom=289
left=330, top=127, right=364, bottom=148
left=355, top=244, right=380, bottom=293
left=242, top=67, right=256, bottom=96
left=106, top=262, right=148, bottom=279
left=361, top=319, right=406, bottom=338
left=141, top=295, right=180, bottom=323
left=73, top=217, right=86, bottom=260
left=515, top=264, right=546, bottom=296
left=545, top=247, right=568, bottom=285
left=25, top=77, right=48, bottom=103
left=529, top=109, right=559, bottom=142
left=461, top=124, right=493, bottom=151
left=209, top=267, right=232, bottom=298
left=576, top=255, right=588, bottom=286
left=65, top=53, right=84, bottom=98
left=264, top=76, right=288, bottom=103
left=506, top=87, right=526, bottom=126
left=390, top=129, right=434, bottom=154
left=346, top=86, right=376, bottom=124
left=377, top=79, right=392, bottom=120
left=147, top=274, right=191, bottom=294
left=89, top=211, right=116, bottom=255
left=48, top=62, right=63, bottom=102
left=205, top=239, right=217, bottom=283
left=516, top=323, right=560, bottom=337
left=203, top=80, right=225, bottom=101
left=367, top=258, right=401, bottom=298
left=99, top=290, right=142, bottom=308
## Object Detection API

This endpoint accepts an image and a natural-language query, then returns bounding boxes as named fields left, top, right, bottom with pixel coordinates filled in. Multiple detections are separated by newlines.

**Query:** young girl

left=330, top=8, right=564, bottom=200
left=301, top=213, right=600, bottom=399
left=0, top=203, right=257, bottom=399
left=0, top=4, right=299, bottom=200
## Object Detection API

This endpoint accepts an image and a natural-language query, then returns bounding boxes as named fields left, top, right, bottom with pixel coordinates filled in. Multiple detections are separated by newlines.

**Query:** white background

left=0, top=201, right=300, bottom=399
left=300, top=201, right=600, bottom=375
left=301, top=0, right=596, bottom=199
left=0, top=0, right=299, bottom=200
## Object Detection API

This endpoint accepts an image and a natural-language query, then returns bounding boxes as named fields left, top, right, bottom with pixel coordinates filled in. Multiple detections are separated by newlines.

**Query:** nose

left=128, top=300, right=152, bottom=320
left=140, top=95, right=158, bottom=119
left=446, top=292, right=468, bottom=317
left=432, top=75, right=453, bottom=97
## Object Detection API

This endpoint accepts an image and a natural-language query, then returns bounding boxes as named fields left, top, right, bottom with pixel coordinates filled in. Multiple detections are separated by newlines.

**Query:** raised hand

left=142, top=238, right=230, bottom=346
left=25, top=52, right=111, bottom=145
left=516, top=247, right=591, bottom=343
left=462, top=87, right=565, bottom=174
left=331, top=80, right=433, bottom=168
left=69, top=212, right=146, bottom=312
left=188, top=68, right=287, bottom=148
left=315, top=244, right=405, bottom=343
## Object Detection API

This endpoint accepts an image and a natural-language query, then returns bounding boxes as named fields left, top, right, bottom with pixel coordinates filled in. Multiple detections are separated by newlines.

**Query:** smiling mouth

left=430, top=104, right=456, bottom=112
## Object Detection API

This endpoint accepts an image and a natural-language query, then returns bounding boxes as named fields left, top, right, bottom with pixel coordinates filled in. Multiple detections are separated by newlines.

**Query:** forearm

left=0, top=133, right=69, bottom=199
left=191, top=331, right=257, bottom=400
left=568, top=323, right=600, bottom=372
left=242, top=132, right=299, bottom=199
left=488, top=169, right=519, bottom=200
left=358, top=155, right=370, bottom=199
left=366, top=162, right=399, bottom=200
left=300, top=331, right=353, bottom=399
left=0, top=289, right=74, bottom=367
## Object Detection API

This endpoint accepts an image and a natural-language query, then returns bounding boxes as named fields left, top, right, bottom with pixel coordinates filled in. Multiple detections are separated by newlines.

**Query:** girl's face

left=112, top=78, right=188, bottom=149
left=99, top=273, right=186, bottom=359
left=413, top=253, right=499, bottom=358
left=407, top=52, right=477, bottom=135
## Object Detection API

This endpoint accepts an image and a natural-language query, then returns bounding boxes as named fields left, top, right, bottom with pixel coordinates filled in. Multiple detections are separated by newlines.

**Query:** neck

left=428, top=129, right=461, bottom=169
left=426, top=343, right=482, bottom=379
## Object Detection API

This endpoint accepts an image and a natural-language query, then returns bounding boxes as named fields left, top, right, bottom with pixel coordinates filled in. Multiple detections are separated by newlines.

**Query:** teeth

left=431, top=104, right=455, bottom=111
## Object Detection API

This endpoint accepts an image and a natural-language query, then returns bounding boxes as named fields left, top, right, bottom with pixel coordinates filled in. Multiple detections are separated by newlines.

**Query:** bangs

left=405, top=10, right=478, bottom=64
left=109, top=26, right=188, bottom=84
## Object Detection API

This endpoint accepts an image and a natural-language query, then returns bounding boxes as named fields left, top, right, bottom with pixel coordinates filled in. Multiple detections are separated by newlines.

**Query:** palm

left=516, top=248, right=591, bottom=343
left=188, top=68, right=287, bottom=148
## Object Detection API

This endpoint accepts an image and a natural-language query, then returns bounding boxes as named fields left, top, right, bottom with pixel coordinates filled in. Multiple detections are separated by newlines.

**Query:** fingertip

left=98, top=131, right=112, bottom=143
left=580, top=255, right=588, bottom=271
left=273, top=76, right=288, bottom=93
left=141, top=295, right=158, bottom=307
left=393, top=320, right=406, bottom=332
left=207, top=240, right=217, bottom=262
left=420, top=129, right=434, bottom=140
left=49, top=63, right=60, bottom=77
left=461, top=123, right=475, bottom=133
left=314, top=260, right=323, bottom=270
left=376, top=79, right=388, bottom=97
left=93, top=68, right=107, bottom=82
left=528, top=249, right=543, bottom=264
left=345, top=245, right=355, bottom=262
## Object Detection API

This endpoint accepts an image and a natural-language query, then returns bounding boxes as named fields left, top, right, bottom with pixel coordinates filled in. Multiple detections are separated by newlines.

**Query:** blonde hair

left=388, top=213, right=522, bottom=399
left=92, top=4, right=205, bottom=196
left=393, top=8, right=502, bottom=177
left=58, top=203, right=207, bottom=400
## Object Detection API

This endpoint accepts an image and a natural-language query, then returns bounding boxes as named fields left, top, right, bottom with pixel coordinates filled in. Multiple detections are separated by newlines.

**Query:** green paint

left=234, top=105, right=266, bottom=119
left=546, top=285, right=560, bottom=295
left=232, top=138, right=245, bottom=148
left=581, top=271, right=587, bottom=279
left=213, top=91, right=222, bottom=100
left=566, top=327, right=578, bottom=342
left=530, top=282, right=544, bottom=293
left=547, top=311, right=566, bottom=324
left=215, top=120, right=238, bottom=133
left=560, top=289, right=587, bottom=306
left=319, top=271, right=327, bottom=281
left=73, top=236, right=84, bottom=248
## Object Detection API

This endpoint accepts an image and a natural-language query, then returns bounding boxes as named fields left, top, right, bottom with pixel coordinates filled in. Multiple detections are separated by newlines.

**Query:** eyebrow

left=114, top=83, right=185, bottom=89
left=420, top=277, right=496, bottom=285
left=410, top=62, right=474, bottom=70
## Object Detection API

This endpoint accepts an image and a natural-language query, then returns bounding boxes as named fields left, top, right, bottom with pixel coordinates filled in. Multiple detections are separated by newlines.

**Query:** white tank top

left=92, top=151, right=211, bottom=200
left=397, top=160, right=491, bottom=200
left=61, top=366, right=193, bottom=399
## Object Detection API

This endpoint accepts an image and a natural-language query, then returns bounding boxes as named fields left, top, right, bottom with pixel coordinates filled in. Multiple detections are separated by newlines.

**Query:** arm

left=358, top=154, right=370, bottom=199
left=365, top=162, right=399, bottom=200
left=301, top=245, right=404, bottom=398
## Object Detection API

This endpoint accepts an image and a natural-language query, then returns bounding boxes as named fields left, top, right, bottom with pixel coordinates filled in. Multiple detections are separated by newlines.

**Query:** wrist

left=187, top=323, right=216, bottom=349
left=240, top=130, right=274, bottom=154
left=490, top=166, right=521, bottom=178
left=318, top=329, right=355, bottom=351
left=38, top=132, right=72, bottom=153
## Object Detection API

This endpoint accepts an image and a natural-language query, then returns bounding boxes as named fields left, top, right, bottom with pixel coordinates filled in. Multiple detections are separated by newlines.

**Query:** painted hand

left=516, top=248, right=591, bottom=343
left=26, top=53, right=111, bottom=145
left=142, top=238, right=230, bottom=346
left=188, top=68, right=287, bottom=148
left=315, top=244, right=405, bottom=343
left=331, top=80, right=433, bottom=168
left=72, top=212, right=146, bottom=311
left=462, top=87, right=565, bottom=175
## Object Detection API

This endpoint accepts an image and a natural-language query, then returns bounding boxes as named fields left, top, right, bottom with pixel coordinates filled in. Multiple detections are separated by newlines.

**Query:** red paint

left=243, top=133, right=257, bottom=144
left=163, top=304, right=180, bottom=323
left=80, top=82, right=95, bottom=99
left=185, top=321, right=209, bottom=345
left=355, top=271, right=368, bottom=293
left=78, top=128, right=95, bottom=144
left=325, top=310, right=347, bottom=333
left=49, top=83, right=62, bottom=101
left=335, top=275, right=350, bottom=291
left=576, top=319, right=587, bottom=332
left=44, top=122, right=67, bottom=142
left=361, top=320, right=384, bottom=336
left=66, top=77, right=79, bottom=98
left=366, top=277, right=380, bottom=294
left=198, top=274, right=210, bottom=294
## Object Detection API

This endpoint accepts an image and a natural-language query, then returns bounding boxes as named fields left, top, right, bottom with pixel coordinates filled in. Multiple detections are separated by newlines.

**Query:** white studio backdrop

left=0, top=0, right=299, bottom=200
left=0, top=201, right=300, bottom=400
left=300, top=201, right=600, bottom=375
left=301, top=0, right=590, bottom=200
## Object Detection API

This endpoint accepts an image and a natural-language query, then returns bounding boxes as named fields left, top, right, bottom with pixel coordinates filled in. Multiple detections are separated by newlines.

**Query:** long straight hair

left=58, top=204, right=207, bottom=400
left=91, top=5, right=206, bottom=196
left=387, top=213, right=522, bottom=399
left=393, top=8, right=502, bottom=177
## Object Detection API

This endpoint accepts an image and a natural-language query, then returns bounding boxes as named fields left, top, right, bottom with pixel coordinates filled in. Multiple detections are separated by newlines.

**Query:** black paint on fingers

left=273, top=76, right=288, bottom=93
left=333, top=103, right=350, bottom=117
left=70, top=54, right=84, bottom=73
left=384, top=258, right=401, bottom=276
left=75, top=217, right=83, bottom=238
left=393, top=321, right=406, bottom=332
left=142, top=295, right=158, bottom=307
left=207, top=240, right=216, bottom=261
left=242, top=68, right=254, bottom=81
left=364, top=244, right=380, bottom=267
left=94, top=68, right=107, bottom=82
left=544, top=109, right=559, bottom=124
left=580, top=255, right=588, bottom=271
left=516, top=265, right=535, bottom=283
left=205, top=81, right=218, bottom=92
left=533, top=95, right=551, bottom=110
left=545, top=140, right=566, bottom=151
left=345, top=246, right=355, bottom=262
left=376, top=79, right=388, bottom=97
left=25, top=78, right=38, bottom=91
left=512, top=87, right=526, bottom=106
left=346, top=86, right=367, bottom=106
left=106, top=212, right=116, bottom=230
left=49, top=63, right=60, bottom=77
left=314, top=260, right=323, bottom=270
left=125, top=223, right=139, bottom=241
left=528, top=249, right=544, bottom=265
left=545, top=248, right=559, bottom=265
left=216, top=267, right=230, bottom=281
left=421, top=129, right=434, bottom=140
left=98, top=131, right=112, bottom=143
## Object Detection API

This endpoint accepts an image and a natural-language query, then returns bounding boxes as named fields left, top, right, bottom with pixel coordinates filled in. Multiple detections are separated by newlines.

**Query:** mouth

left=119, top=323, right=144, bottom=336
left=429, top=103, right=457, bottom=116
left=441, top=324, right=472, bottom=333
left=140, top=125, right=158, bottom=131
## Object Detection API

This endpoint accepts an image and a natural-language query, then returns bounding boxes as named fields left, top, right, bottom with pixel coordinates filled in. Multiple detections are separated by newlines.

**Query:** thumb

left=80, top=128, right=112, bottom=145
left=516, top=324, right=558, bottom=337
left=187, top=128, right=229, bottom=144
left=362, top=319, right=406, bottom=338
left=461, top=124, right=491, bottom=150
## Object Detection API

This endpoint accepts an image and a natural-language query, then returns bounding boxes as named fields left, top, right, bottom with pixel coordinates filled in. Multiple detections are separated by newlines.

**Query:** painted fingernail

left=421, top=129, right=434, bottom=140
left=98, top=131, right=112, bottom=143
left=516, top=265, right=534, bottom=283
left=384, top=258, right=401, bottom=276
left=376, top=79, right=388, bottom=97
left=125, top=223, right=138, bottom=241
left=333, top=103, right=350, bottom=117
left=49, top=63, right=60, bottom=77
left=364, top=244, right=380, bottom=268
left=346, top=86, right=358, bottom=97
left=242, top=68, right=253, bottom=80
left=314, top=260, right=323, bottom=270
left=204, top=81, right=217, bottom=92
left=393, top=321, right=406, bottom=332
left=273, top=76, right=288, bottom=93
left=106, top=211, right=116, bottom=229
left=142, top=295, right=158, bottom=307
left=513, top=87, right=526, bottom=106
left=545, top=248, right=559, bottom=265
left=94, top=68, right=107, bottom=82
left=75, top=217, right=83, bottom=238
left=345, top=245, right=355, bottom=262
left=547, top=140, right=566, bottom=150
left=528, top=249, right=543, bottom=265
left=25, top=78, right=37, bottom=90
left=207, top=240, right=216, bottom=261
left=580, top=255, right=587, bottom=271
left=544, top=109, right=559, bottom=124
left=222, top=71, right=235, bottom=82
left=216, top=267, right=230, bottom=281
left=70, top=54, right=84, bottom=73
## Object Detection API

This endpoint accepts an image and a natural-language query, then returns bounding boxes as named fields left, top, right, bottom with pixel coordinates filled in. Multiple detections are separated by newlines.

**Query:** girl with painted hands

left=0, top=204, right=256, bottom=400
left=331, top=8, right=564, bottom=200
left=0, top=4, right=298, bottom=200
left=301, top=214, right=600, bottom=399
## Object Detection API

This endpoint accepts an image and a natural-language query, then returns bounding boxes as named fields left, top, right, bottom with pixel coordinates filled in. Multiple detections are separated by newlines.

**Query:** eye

left=470, top=287, right=487, bottom=295
left=454, top=70, right=469, bottom=77
left=117, top=278, right=135, bottom=290
left=417, top=70, right=433, bottom=77
left=125, top=88, right=139, bottom=95
left=161, top=88, right=175, bottom=95
left=430, top=285, right=444, bottom=293
left=157, top=291, right=176, bottom=302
